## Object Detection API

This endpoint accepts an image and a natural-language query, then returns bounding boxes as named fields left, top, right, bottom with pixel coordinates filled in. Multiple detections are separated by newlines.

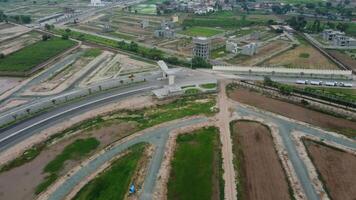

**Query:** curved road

left=0, top=84, right=160, bottom=151
left=46, top=117, right=208, bottom=200
left=235, top=104, right=356, bottom=200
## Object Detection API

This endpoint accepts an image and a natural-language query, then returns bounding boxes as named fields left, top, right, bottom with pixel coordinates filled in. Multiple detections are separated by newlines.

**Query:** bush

left=192, top=57, right=212, bottom=69
left=42, top=34, right=51, bottom=41
left=61, top=34, right=69, bottom=40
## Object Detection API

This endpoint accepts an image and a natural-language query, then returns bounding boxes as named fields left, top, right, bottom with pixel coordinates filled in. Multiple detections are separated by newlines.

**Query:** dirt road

left=216, top=81, right=238, bottom=200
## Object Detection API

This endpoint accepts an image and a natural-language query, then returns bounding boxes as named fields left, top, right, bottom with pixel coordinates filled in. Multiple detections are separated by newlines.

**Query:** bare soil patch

left=229, top=40, right=290, bottom=66
left=304, top=140, right=356, bottom=200
left=264, top=43, right=337, bottom=69
left=231, top=121, right=291, bottom=200
left=228, top=87, right=356, bottom=136
left=0, top=122, right=137, bottom=200
left=0, top=76, right=22, bottom=95
left=327, top=50, right=356, bottom=71
left=0, top=99, right=28, bottom=112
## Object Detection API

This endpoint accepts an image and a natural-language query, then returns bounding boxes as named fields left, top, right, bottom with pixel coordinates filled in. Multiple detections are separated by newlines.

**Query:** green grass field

left=35, top=138, right=100, bottom=194
left=0, top=37, right=76, bottom=72
left=73, top=143, right=146, bottom=200
left=132, top=4, right=156, bottom=15
left=180, top=27, right=224, bottom=37
left=82, top=48, right=102, bottom=58
left=200, top=83, right=217, bottom=89
left=167, top=127, right=223, bottom=200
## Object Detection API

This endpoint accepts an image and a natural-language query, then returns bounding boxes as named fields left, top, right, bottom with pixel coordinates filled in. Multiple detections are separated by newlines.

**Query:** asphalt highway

left=0, top=83, right=160, bottom=151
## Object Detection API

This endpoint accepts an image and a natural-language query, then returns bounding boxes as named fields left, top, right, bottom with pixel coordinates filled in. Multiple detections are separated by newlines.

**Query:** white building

left=333, top=34, right=356, bottom=47
left=140, top=19, right=149, bottom=29
left=241, top=43, right=258, bottom=56
left=322, top=29, right=345, bottom=41
left=90, top=0, right=104, bottom=6
left=322, top=29, right=356, bottom=47
left=226, top=40, right=239, bottom=54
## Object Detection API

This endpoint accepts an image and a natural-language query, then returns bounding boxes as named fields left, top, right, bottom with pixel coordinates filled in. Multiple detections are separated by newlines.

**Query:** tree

left=336, top=23, right=348, bottom=32
left=61, top=34, right=69, bottom=40
left=278, top=85, right=293, bottom=95
left=263, top=76, right=273, bottom=86
left=44, top=23, right=51, bottom=30
left=0, top=53, right=4, bottom=59
left=191, top=57, right=212, bottom=69
left=42, top=34, right=51, bottom=41
left=129, top=41, right=138, bottom=52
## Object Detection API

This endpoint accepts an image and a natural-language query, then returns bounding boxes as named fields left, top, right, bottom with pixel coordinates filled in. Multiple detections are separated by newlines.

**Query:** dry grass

left=263, top=40, right=338, bottom=69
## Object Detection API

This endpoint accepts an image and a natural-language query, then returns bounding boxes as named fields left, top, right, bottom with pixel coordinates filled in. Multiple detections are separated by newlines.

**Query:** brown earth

left=231, top=121, right=291, bottom=200
left=0, top=122, right=137, bottom=200
left=264, top=43, right=337, bottom=69
left=327, top=50, right=356, bottom=72
left=228, top=87, right=356, bottom=137
left=304, top=140, right=356, bottom=200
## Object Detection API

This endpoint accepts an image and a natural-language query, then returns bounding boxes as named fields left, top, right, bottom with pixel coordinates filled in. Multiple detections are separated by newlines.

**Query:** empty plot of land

left=0, top=31, right=41, bottom=55
left=29, top=48, right=103, bottom=93
left=0, top=23, right=31, bottom=42
left=0, top=99, right=29, bottom=112
left=228, top=40, right=291, bottom=66
left=228, top=87, right=356, bottom=137
left=304, top=140, right=356, bottom=200
left=0, top=77, right=22, bottom=95
left=231, top=121, right=291, bottom=200
left=327, top=50, right=356, bottom=71
left=83, top=53, right=157, bottom=85
left=167, top=127, right=223, bottom=200
left=264, top=37, right=337, bottom=69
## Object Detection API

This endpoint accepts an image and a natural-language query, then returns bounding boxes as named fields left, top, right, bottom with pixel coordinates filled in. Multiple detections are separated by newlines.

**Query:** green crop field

left=167, top=127, right=224, bottom=200
left=180, top=27, right=224, bottom=37
left=73, top=143, right=146, bottom=200
left=0, top=37, right=76, bottom=72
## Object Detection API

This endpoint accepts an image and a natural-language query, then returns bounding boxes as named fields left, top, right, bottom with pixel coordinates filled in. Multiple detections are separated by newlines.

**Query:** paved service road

left=0, top=84, right=159, bottom=151
left=46, top=117, right=208, bottom=200
left=235, top=104, right=356, bottom=200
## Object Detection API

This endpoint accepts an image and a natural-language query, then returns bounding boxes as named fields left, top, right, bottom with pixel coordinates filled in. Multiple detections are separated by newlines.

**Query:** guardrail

left=0, top=77, right=145, bottom=128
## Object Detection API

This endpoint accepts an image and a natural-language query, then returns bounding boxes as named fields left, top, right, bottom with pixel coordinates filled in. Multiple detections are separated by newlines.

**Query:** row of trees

left=0, top=10, right=31, bottom=24
left=287, top=16, right=350, bottom=33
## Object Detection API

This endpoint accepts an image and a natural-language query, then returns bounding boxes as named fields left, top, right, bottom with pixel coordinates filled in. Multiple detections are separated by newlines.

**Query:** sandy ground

left=246, top=40, right=290, bottom=65
left=0, top=77, right=23, bottom=95
left=265, top=43, right=338, bottom=69
left=0, top=99, right=29, bottom=112
left=0, top=23, right=31, bottom=42
left=305, top=140, right=356, bottom=200
left=228, top=87, right=356, bottom=135
left=0, top=31, right=41, bottom=55
left=216, top=81, right=237, bottom=200
left=232, top=121, right=291, bottom=200
left=82, top=52, right=157, bottom=86
left=327, top=50, right=356, bottom=71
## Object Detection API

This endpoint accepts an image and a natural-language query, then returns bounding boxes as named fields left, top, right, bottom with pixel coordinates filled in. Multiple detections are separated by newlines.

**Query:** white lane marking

left=0, top=86, right=155, bottom=144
